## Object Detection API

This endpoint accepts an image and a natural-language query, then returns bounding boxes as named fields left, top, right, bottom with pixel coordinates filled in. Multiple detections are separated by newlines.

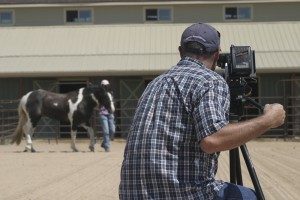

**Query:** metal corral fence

left=0, top=100, right=19, bottom=143
left=0, top=96, right=299, bottom=143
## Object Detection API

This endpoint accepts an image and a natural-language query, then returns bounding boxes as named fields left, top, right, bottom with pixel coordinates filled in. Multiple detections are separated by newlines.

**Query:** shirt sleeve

left=192, top=79, right=230, bottom=141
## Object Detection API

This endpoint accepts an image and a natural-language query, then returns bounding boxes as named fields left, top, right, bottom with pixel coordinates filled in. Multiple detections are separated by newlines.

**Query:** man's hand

left=263, top=104, right=286, bottom=129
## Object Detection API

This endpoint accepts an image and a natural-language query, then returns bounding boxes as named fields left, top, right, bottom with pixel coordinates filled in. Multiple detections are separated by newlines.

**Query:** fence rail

left=1, top=96, right=299, bottom=142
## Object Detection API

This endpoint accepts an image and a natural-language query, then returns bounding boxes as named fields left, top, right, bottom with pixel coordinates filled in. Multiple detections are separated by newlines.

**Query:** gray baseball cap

left=180, top=23, right=220, bottom=52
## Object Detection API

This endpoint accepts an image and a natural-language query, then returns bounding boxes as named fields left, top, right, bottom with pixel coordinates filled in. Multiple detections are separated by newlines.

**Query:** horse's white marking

left=21, top=92, right=32, bottom=112
left=68, top=88, right=84, bottom=123
left=91, top=94, right=99, bottom=106
left=24, top=123, right=33, bottom=150
left=107, top=92, right=115, bottom=113
left=53, top=102, right=58, bottom=106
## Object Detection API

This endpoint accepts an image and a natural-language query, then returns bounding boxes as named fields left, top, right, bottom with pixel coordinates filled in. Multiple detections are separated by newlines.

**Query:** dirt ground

left=0, top=139, right=299, bottom=200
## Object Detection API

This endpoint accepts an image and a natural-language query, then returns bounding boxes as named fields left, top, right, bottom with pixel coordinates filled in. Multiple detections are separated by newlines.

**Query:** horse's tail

left=11, top=101, right=27, bottom=145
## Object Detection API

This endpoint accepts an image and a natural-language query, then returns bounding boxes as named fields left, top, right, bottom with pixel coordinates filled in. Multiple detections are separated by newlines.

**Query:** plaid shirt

left=119, top=57, right=230, bottom=200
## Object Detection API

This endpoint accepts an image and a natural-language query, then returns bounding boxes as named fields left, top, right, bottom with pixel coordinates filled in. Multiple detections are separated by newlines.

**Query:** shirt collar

left=179, top=56, right=205, bottom=68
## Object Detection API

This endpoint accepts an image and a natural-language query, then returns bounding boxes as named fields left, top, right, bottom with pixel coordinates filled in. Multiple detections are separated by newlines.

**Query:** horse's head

left=88, top=84, right=115, bottom=113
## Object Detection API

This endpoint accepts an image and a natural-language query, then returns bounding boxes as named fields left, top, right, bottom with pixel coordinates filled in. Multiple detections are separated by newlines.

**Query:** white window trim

left=0, top=9, right=15, bottom=26
left=64, top=8, right=94, bottom=25
left=143, top=6, right=173, bottom=23
left=223, top=5, right=253, bottom=21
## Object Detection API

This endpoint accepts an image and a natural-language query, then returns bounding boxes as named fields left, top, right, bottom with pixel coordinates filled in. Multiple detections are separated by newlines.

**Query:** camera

left=217, top=45, right=256, bottom=80
left=217, top=45, right=257, bottom=118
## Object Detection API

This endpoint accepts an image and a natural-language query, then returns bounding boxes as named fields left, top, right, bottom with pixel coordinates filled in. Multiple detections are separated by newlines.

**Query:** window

left=145, top=8, right=172, bottom=21
left=0, top=10, right=13, bottom=25
left=225, top=6, right=252, bottom=20
left=66, top=9, right=92, bottom=23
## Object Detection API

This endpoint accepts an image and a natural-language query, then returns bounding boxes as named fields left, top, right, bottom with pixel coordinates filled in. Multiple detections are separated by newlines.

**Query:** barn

left=0, top=0, right=299, bottom=139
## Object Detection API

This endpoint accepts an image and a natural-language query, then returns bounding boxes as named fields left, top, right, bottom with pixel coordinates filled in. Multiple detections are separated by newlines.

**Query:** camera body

left=218, top=45, right=256, bottom=81
left=217, top=45, right=257, bottom=118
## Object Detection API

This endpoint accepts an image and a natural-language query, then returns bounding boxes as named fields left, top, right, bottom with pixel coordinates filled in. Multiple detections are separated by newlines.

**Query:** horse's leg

left=81, top=124, right=95, bottom=152
left=27, top=127, right=37, bottom=152
left=23, top=92, right=42, bottom=153
left=24, top=115, right=40, bottom=152
left=70, top=123, right=79, bottom=152
left=23, top=120, right=35, bottom=152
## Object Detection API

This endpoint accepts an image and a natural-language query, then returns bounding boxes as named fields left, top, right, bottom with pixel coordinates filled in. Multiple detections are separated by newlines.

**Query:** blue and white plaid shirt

left=119, top=57, right=230, bottom=200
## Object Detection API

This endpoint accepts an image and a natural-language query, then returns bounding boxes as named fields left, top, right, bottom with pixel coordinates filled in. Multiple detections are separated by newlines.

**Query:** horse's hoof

left=72, top=148, right=79, bottom=152
left=71, top=145, right=79, bottom=152
left=31, top=148, right=36, bottom=153
left=24, top=147, right=32, bottom=152
left=89, top=146, right=95, bottom=152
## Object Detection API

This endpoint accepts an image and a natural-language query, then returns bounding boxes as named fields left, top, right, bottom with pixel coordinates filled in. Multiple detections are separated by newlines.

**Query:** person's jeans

left=99, top=114, right=115, bottom=149
left=216, top=182, right=257, bottom=200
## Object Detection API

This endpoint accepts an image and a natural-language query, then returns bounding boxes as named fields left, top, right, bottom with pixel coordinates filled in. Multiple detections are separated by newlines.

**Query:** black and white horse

left=11, top=84, right=115, bottom=152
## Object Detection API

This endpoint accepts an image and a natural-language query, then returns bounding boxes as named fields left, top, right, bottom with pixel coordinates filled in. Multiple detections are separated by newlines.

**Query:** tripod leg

left=235, top=148, right=243, bottom=185
left=230, top=148, right=243, bottom=185
left=229, top=148, right=237, bottom=184
left=240, top=144, right=265, bottom=200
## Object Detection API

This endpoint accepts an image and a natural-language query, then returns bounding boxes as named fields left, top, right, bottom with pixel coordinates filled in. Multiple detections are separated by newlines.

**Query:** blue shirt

left=119, top=57, right=230, bottom=199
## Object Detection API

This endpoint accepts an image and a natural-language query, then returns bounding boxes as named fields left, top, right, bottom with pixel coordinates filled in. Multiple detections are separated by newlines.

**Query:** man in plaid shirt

left=119, top=23, right=285, bottom=199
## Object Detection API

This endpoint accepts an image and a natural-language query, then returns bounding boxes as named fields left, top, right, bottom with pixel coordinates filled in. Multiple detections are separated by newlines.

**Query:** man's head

left=100, top=79, right=112, bottom=92
left=179, top=23, right=221, bottom=70
left=101, top=79, right=110, bottom=86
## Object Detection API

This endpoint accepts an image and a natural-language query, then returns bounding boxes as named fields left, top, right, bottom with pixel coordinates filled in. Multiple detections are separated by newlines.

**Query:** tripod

left=229, top=97, right=265, bottom=200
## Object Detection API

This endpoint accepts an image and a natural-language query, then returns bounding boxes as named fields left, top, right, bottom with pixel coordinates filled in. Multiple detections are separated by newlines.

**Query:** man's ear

left=210, top=49, right=220, bottom=70
left=213, top=50, right=220, bottom=62
left=178, top=46, right=184, bottom=58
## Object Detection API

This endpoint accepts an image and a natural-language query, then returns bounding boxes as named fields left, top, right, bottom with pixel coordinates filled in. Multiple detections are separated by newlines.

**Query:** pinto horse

left=11, top=84, right=115, bottom=152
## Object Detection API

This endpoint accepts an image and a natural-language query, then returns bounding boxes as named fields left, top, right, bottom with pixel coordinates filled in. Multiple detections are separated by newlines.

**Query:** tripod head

left=228, top=77, right=256, bottom=120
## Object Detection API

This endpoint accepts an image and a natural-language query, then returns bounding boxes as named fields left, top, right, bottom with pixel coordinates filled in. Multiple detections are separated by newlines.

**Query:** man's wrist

left=259, top=114, right=273, bottom=130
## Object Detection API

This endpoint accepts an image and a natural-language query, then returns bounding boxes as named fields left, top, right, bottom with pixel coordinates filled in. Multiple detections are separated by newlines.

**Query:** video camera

left=217, top=45, right=257, bottom=118
left=217, top=45, right=256, bottom=80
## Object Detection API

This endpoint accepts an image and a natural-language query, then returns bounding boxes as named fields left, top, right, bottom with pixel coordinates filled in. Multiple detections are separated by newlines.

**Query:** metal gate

left=119, top=79, right=144, bottom=137
left=276, top=78, right=300, bottom=136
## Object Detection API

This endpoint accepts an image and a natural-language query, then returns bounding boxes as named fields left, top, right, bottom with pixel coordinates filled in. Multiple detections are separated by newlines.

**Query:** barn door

left=119, top=79, right=144, bottom=137
left=33, top=79, right=59, bottom=138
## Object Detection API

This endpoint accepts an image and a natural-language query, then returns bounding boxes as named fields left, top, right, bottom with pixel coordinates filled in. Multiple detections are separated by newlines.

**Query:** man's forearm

left=200, top=115, right=272, bottom=153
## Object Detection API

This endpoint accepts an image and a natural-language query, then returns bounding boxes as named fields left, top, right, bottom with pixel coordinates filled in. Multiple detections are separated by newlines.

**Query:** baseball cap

left=101, top=80, right=110, bottom=85
left=180, top=23, right=220, bottom=53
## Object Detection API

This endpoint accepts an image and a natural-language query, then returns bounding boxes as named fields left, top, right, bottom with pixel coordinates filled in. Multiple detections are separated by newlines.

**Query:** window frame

left=0, top=9, right=15, bottom=26
left=223, top=5, right=253, bottom=21
left=64, top=8, right=94, bottom=24
left=143, top=7, right=173, bottom=23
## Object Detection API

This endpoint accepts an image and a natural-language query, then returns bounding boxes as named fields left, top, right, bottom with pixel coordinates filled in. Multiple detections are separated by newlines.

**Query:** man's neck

left=185, top=55, right=213, bottom=70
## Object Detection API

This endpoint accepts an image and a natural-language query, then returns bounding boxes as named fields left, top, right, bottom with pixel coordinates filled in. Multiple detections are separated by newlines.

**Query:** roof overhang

left=0, top=22, right=299, bottom=77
